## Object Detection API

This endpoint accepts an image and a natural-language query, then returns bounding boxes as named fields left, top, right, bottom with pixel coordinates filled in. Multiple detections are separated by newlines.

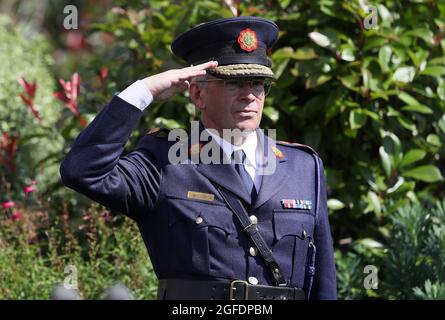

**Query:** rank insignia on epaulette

left=271, top=146, right=284, bottom=158
left=281, top=199, right=312, bottom=210
left=147, top=127, right=170, bottom=138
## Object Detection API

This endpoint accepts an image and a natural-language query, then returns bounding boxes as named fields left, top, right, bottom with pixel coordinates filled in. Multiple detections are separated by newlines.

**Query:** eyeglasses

left=195, top=78, right=273, bottom=96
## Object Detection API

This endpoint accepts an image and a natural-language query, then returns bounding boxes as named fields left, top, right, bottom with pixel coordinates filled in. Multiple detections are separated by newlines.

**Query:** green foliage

left=0, top=203, right=157, bottom=299
left=0, top=15, right=63, bottom=201
left=336, top=200, right=445, bottom=299
left=1, top=0, right=445, bottom=299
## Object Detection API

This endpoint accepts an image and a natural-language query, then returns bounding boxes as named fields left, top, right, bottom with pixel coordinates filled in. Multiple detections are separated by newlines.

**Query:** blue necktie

left=232, top=149, right=257, bottom=201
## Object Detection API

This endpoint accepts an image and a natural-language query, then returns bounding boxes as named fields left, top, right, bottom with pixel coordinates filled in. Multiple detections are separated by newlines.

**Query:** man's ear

left=189, top=83, right=206, bottom=111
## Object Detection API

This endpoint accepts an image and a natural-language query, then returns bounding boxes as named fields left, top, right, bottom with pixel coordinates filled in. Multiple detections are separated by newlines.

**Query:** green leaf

left=397, top=114, right=416, bottom=131
left=404, top=28, right=435, bottom=45
left=308, top=31, right=330, bottom=47
left=293, top=47, right=318, bottom=60
left=263, top=107, right=279, bottom=122
left=340, top=46, right=355, bottom=62
left=349, top=109, right=367, bottom=129
left=438, top=115, right=445, bottom=133
left=420, top=66, right=445, bottom=77
left=327, top=199, right=346, bottom=211
left=400, top=149, right=426, bottom=168
left=339, top=74, right=359, bottom=91
left=378, top=46, right=392, bottom=72
left=364, top=36, right=387, bottom=51
left=393, top=66, right=416, bottom=83
left=398, top=92, right=419, bottom=105
left=367, top=191, right=381, bottom=215
left=387, top=176, right=405, bottom=194
left=382, top=131, right=402, bottom=165
left=403, top=165, right=443, bottom=182
left=402, top=104, right=433, bottom=114
left=426, top=134, right=442, bottom=147
left=357, top=238, right=384, bottom=249
left=379, top=146, right=392, bottom=177
left=437, top=81, right=445, bottom=101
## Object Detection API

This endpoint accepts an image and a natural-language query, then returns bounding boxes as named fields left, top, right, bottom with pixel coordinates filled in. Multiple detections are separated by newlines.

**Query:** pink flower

left=1, top=201, right=16, bottom=209
left=24, top=185, right=37, bottom=193
left=101, top=211, right=112, bottom=222
left=82, top=213, right=91, bottom=221
left=11, top=210, right=22, bottom=221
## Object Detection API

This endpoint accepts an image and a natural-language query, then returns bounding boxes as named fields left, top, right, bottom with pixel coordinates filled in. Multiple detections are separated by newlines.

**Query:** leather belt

left=157, top=279, right=306, bottom=300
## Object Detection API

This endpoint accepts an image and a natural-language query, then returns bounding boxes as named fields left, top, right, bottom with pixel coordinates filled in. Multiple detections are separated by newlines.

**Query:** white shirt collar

left=205, top=128, right=258, bottom=168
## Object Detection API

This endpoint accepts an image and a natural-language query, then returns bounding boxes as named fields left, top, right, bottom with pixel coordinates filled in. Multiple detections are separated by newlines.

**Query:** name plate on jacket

left=187, top=191, right=215, bottom=202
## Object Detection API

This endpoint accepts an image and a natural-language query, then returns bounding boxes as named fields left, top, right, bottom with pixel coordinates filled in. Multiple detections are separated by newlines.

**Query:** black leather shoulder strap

left=213, top=182, right=287, bottom=287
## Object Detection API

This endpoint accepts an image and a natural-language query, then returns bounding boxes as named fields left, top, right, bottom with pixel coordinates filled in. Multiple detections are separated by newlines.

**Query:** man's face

left=195, top=76, right=268, bottom=134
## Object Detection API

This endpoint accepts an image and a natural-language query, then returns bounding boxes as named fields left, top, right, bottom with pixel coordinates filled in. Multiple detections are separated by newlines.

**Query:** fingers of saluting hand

left=176, top=60, right=218, bottom=80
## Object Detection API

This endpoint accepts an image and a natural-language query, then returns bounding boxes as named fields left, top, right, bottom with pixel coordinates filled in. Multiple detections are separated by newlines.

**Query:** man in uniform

left=60, top=16, right=337, bottom=300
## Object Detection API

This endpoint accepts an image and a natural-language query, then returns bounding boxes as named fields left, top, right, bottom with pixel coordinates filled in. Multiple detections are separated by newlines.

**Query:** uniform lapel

left=252, top=132, right=289, bottom=211
left=193, top=122, right=252, bottom=205
left=197, top=164, right=252, bottom=205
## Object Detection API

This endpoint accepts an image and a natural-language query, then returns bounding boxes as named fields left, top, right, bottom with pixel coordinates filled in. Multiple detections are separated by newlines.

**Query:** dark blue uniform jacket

left=60, top=96, right=337, bottom=299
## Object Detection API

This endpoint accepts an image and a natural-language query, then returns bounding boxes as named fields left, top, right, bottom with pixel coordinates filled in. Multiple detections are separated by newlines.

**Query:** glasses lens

left=264, top=81, right=272, bottom=96
left=224, top=80, right=243, bottom=91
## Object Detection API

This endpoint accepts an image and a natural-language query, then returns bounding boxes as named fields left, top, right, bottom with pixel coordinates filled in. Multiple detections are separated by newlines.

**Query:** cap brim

left=208, top=63, right=275, bottom=79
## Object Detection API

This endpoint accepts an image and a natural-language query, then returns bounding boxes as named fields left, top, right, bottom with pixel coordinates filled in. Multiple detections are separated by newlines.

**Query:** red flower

left=54, top=72, right=81, bottom=117
left=11, top=210, right=23, bottom=221
left=99, top=67, right=109, bottom=86
left=18, top=77, right=41, bottom=121
left=18, top=77, right=37, bottom=98
left=0, top=132, right=18, bottom=172
left=1, top=201, right=16, bottom=209
left=66, top=31, right=89, bottom=51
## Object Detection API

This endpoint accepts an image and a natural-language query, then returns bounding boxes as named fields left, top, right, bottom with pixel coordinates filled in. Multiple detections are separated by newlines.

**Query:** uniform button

left=248, top=277, right=258, bottom=285
left=195, top=217, right=203, bottom=225
left=249, top=215, right=258, bottom=225
left=249, top=247, right=257, bottom=256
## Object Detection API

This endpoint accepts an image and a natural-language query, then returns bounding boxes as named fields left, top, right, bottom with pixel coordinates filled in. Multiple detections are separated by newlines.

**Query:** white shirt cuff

left=117, top=80, right=153, bottom=111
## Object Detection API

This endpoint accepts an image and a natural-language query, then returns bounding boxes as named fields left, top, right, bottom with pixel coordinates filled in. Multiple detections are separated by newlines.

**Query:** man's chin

left=233, top=120, right=258, bottom=132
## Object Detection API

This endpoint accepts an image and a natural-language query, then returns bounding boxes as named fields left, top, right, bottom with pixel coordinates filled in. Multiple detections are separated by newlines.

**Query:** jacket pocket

left=272, top=210, right=315, bottom=288
left=166, top=196, right=236, bottom=278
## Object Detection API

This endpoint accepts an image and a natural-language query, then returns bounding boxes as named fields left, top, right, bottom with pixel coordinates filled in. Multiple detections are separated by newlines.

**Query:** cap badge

left=237, top=28, right=258, bottom=52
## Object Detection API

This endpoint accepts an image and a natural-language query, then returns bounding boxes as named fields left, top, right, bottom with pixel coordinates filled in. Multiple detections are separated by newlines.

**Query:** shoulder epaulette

left=146, top=127, right=170, bottom=138
left=277, top=140, right=318, bottom=155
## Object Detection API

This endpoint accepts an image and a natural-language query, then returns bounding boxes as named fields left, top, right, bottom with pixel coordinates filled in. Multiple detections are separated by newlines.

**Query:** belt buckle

left=229, top=280, right=249, bottom=300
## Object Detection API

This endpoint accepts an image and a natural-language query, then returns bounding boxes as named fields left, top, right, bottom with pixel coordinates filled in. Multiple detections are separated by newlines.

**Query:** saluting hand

left=142, top=61, right=218, bottom=101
